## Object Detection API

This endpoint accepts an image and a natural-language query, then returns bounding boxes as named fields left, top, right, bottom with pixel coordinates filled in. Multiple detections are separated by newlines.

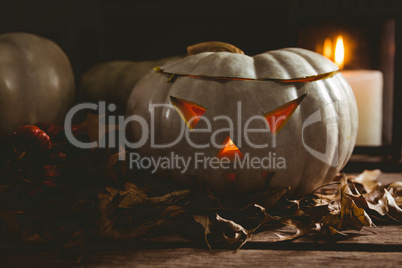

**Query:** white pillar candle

left=341, top=70, right=383, bottom=146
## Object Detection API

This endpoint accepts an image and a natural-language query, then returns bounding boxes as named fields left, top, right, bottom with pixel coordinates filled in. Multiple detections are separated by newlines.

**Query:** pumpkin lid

left=160, top=48, right=339, bottom=81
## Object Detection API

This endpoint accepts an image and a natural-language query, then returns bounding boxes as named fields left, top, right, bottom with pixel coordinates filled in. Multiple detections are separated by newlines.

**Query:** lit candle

left=326, top=36, right=383, bottom=146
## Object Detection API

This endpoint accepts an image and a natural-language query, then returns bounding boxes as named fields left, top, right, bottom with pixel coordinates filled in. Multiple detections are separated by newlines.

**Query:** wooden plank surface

left=0, top=173, right=401, bottom=267
left=1, top=248, right=402, bottom=268
left=251, top=225, right=402, bottom=246
left=88, top=249, right=402, bottom=268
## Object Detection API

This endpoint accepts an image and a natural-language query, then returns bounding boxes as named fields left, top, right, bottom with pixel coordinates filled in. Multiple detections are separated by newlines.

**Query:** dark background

left=0, top=0, right=401, bottom=166
left=0, top=0, right=293, bottom=81
left=0, top=0, right=398, bottom=83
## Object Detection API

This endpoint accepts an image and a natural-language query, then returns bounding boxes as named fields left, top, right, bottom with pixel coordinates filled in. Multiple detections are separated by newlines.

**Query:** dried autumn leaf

left=338, top=185, right=373, bottom=231
left=276, top=218, right=318, bottom=241
left=216, top=213, right=248, bottom=248
left=329, top=173, right=352, bottom=201
left=352, top=169, right=382, bottom=193
left=320, top=183, right=373, bottom=236
left=241, top=204, right=269, bottom=231
left=97, top=186, right=188, bottom=241
left=327, top=200, right=341, bottom=215
left=142, top=190, right=191, bottom=206
left=343, top=179, right=374, bottom=214
left=160, top=205, right=186, bottom=218
left=321, top=213, right=344, bottom=236
left=299, top=198, right=330, bottom=222
left=104, top=148, right=127, bottom=183
left=193, top=215, right=212, bottom=234
left=344, top=171, right=402, bottom=222
left=308, top=175, right=346, bottom=209
left=387, top=181, right=402, bottom=207
left=109, top=183, right=150, bottom=208
left=365, top=185, right=402, bottom=222
left=202, top=204, right=272, bottom=249
left=193, top=214, right=213, bottom=249
left=383, top=189, right=402, bottom=222
left=253, top=186, right=290, bottom=209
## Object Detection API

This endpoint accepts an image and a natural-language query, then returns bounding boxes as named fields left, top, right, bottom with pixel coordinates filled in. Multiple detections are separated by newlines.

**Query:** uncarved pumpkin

left=79, top=56, right=182, bottom=113
left=0, top=32, right=75, bottom=136
left=126, top=42, right=358, bottom=197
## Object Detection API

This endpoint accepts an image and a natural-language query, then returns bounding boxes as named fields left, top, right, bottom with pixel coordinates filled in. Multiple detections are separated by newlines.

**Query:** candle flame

left=323, top=38, right=333, bottom=60
left=334, top=35, right=344, bottom=69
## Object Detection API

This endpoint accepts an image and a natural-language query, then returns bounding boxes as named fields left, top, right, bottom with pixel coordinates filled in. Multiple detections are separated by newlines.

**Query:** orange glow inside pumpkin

left=216, top=136, right=244, bottom=160
left=263, top=93, right=307, bottom=134
left=225, top=173, right=238, bottom=184
left=170, top=96, right=207, bottom=129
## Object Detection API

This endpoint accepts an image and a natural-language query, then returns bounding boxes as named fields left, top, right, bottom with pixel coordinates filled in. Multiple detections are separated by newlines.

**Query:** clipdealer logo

left=64, top=100, right=339, bottom=170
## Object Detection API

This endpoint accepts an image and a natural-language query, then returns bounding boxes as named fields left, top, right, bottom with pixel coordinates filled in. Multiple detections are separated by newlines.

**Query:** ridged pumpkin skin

left=79, top=56, right=182, bottom=113
left=126, top=47, right=358, bottom=197
left=0, top=32, right=75, bottom=136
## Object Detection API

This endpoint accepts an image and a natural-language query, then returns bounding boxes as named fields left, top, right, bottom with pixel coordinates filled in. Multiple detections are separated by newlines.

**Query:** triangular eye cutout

left=170, top=96, right=207, bottom=129
left=216, top=136, right=244, bottom=161
left=263, top=93, right=307, bottom=135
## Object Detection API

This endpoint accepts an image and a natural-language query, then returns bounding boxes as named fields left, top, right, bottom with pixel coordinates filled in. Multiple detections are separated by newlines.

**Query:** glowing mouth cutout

left=264, top=93, right=307, bottom=135
left=170, top=96, right=207, bottom=129
left=225, top=173, right=238, bottom=184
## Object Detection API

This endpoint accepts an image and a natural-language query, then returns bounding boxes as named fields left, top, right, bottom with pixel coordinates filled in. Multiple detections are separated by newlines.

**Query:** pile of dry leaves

left=97, top=168, right=402, bottom=249
left=0, top=118, right=401, bottom=257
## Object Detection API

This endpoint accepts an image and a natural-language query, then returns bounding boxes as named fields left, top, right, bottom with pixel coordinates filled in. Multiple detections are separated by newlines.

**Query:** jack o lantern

left=126, top=42, right=358, bottom=197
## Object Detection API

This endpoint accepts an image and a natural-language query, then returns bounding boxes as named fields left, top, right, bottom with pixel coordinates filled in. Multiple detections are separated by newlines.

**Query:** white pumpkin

left=126, top=42, right=358, bottom=197
left=0, top=32, right=75, bottom=136
left=79, top=56, right=182, bottom=113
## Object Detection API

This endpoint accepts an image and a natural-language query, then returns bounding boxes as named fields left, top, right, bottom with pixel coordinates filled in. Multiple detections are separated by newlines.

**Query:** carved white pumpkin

left=126, top=42, right=358, bottom=197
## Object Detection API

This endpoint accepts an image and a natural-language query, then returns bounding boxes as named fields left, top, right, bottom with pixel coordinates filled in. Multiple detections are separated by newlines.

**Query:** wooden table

left=1, top=173, right=401, bottom=268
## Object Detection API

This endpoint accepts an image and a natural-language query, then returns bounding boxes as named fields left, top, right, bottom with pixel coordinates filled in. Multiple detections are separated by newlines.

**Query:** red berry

left=14, top=125, right=52, bottom=151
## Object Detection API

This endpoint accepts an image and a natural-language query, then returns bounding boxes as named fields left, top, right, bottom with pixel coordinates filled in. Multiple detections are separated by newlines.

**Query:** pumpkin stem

left=187, top=41, right=244, bottom=55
